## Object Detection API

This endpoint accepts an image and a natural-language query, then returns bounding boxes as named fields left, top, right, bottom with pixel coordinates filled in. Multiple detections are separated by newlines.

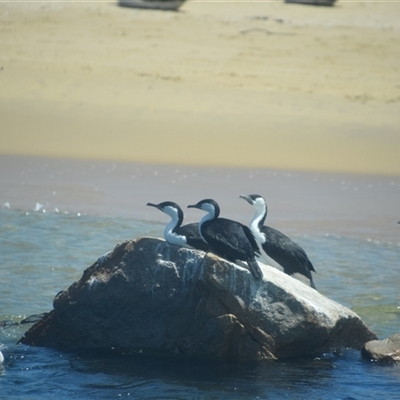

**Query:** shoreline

left=1, top=154, right=399, bottom=245
left=2, top=151, right=400, bottom=178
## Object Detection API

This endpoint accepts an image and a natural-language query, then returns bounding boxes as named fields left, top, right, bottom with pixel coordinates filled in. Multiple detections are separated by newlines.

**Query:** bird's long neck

left=164, top=210, right=183, bottom=235
left=164, top=216, right=186, bottom=246
left=249, top=203, right=267, bottom=244
left=198, top=206, right=218, bottom=243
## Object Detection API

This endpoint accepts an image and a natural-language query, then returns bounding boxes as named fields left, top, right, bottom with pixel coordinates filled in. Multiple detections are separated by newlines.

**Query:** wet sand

left=1, top=1, right=400, bottom=175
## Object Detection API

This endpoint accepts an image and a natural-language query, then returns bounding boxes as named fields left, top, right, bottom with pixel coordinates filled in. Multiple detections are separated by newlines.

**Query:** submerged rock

left=362, top=333, right=400, bottom=363
left=20, top=237, right=377, bottom=360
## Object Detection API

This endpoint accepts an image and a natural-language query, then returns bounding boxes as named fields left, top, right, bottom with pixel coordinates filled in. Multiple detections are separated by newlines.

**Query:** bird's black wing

left=202, top=219, right=249, bottom=259
left=242, top=224, right=261, bottom=257
left=201, top=219, right=263, bottom=279
left=261, top=226, right=316, bottom=276
left=178, top=223, right=210, bottom=251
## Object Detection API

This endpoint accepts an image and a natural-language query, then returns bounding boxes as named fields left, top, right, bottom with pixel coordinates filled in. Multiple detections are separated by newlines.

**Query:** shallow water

left=1, top=156, right=400, bottom=398
left=1, top=209, right=399, bottom=398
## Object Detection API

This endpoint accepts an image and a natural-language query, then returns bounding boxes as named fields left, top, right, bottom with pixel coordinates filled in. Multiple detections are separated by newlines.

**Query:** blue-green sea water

left=1, top=208, right=399, bottom=399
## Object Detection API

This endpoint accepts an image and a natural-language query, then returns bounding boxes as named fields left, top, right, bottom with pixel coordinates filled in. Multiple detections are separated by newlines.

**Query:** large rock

left=362, top=333, right=400, bottom=363
left=19, top=237, right=377, bottom=360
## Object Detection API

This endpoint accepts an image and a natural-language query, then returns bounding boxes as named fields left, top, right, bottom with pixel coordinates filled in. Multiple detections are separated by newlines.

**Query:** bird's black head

left=240, top=194, right=267, bottom=222
left=147, top=201, right=179, bottom=210
left=147, top=201, right=184, bottom=222
left=239, top=194, right=263, bottom=205
left=188, top=199, right=220, bottom=218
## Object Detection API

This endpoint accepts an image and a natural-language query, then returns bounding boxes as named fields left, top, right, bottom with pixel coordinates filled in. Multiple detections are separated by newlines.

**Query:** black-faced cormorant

left=187, top=198, right=263, bottom=280
left=147, top=201, right=210, bottom=251
left=240, top=194, right=317, bottom=289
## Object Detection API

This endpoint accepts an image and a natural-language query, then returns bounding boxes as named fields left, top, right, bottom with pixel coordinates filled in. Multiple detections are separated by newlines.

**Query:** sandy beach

left=1, top=0, right=400, bottom=175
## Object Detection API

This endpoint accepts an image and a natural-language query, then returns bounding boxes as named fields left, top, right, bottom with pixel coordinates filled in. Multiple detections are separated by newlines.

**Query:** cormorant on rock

left=240, top=194, right=317, bottom=289
left=147, top=201, right=210, bottom=251
left=188, top=198, right=263, bottom=280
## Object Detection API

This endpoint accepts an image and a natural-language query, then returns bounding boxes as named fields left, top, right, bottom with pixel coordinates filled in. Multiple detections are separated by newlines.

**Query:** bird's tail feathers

left=248, top=259, right=263, bottom=280
left=309, top=277, right=317, bottom=290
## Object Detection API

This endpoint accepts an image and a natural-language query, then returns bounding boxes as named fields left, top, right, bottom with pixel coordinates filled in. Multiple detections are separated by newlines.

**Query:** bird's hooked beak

left=187, top=202, right=200, bottom=210
left=239, top=194, right=253, bottom=205
left=146, top=202, right=162, bottom=210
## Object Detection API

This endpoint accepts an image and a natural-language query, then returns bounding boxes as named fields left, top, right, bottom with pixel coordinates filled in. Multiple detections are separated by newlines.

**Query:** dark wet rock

left=362, top=333, right=400, bottom=362
left=20, top=237, right=377, bottom=360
